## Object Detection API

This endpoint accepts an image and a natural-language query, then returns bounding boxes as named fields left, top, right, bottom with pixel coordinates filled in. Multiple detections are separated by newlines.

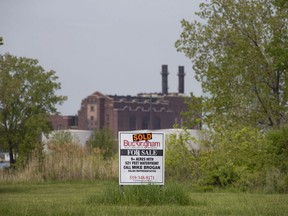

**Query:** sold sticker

left=132, top=133, right=152, bottom=141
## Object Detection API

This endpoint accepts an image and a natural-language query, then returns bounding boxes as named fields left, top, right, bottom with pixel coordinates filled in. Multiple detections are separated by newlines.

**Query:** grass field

left=0, top=180, right=288, bottom=216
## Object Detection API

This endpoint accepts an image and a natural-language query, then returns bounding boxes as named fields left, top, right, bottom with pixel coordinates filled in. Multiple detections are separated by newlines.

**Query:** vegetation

left=1, top=120, right=286, bottom=193
left=87, top=182, right=192, bottom=206
left=165, top=130, right=197, bottom=180
left=0, top=36, right=3, bottom=45
left=0, top=137, right=118, bottom=182
left=173, top=0, right=288, bottom=192
left=164, top=122, right=288, bottom=192
left=176, top=0, right=288, bottom=129
left=0, top=53, right=66, bottom=167
left=0, top=2, right=288, bottom=215
left=48, top=130, right=74, bottom=145
left=87, top=127, right=117, bottom=159
left=0, top=181, right=288, bottom=216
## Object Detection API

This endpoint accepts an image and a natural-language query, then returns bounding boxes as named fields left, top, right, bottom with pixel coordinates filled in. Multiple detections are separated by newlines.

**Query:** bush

left=265, top=126, right=288, bottom=171
left=264, top=126, right=288, bottom=193
left=165, top=129, right=197, bottom=181
left=87, top=128, right=117, bottom=159
left=197, top=126, right=267, bottom=189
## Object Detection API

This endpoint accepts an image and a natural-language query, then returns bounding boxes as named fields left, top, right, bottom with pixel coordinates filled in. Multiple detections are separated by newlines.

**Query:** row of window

left=128, top=116, right=161, bottom=130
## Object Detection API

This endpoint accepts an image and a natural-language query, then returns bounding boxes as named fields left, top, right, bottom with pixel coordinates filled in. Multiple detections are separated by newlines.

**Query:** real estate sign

left=119, top=131, right=165, bottom=185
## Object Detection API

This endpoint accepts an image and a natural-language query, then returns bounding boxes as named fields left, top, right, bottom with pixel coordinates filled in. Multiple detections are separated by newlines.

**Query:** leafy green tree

left=176, top=0, right=288, bottom=129
left=87, top=127, right=116, bottom=159
left=181, top=93, right=203, bottom=129
left=0, top=53, right=67, bottom=167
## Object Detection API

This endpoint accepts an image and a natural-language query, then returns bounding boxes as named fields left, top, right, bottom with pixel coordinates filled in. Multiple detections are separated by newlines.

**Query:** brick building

left=49, top=114, right=77, bottom=130
left=50, top=65, right=193, bottom=138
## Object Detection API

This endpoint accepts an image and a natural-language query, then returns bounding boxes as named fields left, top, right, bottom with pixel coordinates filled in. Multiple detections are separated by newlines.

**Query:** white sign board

left=119, top=132, right=165, bottom=185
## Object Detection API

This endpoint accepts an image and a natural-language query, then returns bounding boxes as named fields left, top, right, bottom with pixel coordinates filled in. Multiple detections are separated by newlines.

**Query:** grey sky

left=0, top=0, right=202, bottom=115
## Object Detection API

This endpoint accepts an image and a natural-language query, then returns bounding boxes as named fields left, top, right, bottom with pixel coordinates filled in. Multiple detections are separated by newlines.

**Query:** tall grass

left=86, top=182, right=197, bottom=206
left=0, top=142, right=118, bottom=183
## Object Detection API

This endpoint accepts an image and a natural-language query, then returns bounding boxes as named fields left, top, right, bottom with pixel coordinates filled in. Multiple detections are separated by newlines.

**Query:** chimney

left=178, top=66, right=185, bottom=94
left=161, top=65, right=168, bottom=95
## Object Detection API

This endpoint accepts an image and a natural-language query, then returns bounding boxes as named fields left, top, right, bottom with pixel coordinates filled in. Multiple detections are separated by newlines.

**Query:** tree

left=0, top=53, right=67, bottom=167
left=176, top=0, right=288, bottom=129
left=0, top=36, right=3, bottom=46
left=87, top=127, right=116, bottom=159
left=181, top=93, right=203, bottom=129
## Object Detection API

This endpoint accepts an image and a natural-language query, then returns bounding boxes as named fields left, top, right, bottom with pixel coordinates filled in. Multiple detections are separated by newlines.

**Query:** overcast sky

left=0, top=0, right=202, bottom=115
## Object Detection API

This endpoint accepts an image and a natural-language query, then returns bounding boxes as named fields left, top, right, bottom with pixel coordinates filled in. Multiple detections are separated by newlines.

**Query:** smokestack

left=161, top=65, right=168, bottom=95
left=178, top=66, right=185, bottom=94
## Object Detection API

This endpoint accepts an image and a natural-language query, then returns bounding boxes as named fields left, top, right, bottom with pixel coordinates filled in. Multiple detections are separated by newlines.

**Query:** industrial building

left=50, top=65, right=195, bottom=138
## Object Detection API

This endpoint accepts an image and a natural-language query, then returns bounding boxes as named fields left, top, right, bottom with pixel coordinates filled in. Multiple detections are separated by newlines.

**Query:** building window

left=90, top=106, right=95, bottom=111
left=142, top=116, right=149, bottom=129
left=129, top=116, right=136, bottom=130
left=154, top=117, right=161, bottom=129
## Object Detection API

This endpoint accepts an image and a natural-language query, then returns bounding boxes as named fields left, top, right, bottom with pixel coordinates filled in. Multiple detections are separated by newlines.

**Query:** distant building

left=77, top=92, right=187, bottom=138
left=49, top=115, right=77, bottom=130
left=50, top=65, right=199, bottom=138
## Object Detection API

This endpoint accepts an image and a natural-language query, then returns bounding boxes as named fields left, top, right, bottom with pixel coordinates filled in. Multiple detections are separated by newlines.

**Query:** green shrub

left=263, top=126, right=288, bottom=193
left=264, top=167, right=288, bottom=193
left=265, top=126, right=288, bottom=171
left=197, top=126, right=267, bottom=189
left=165, top=129, right=197, bottom=181
left=87, top=128, right=117, bottom=159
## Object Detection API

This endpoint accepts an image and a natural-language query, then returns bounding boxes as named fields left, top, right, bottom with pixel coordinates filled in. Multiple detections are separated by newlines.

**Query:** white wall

left=42, top=130, right=93, bottom=147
